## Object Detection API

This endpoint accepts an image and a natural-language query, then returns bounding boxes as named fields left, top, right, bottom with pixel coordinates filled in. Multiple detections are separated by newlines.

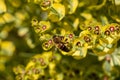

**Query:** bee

left=52, top=35, right=70, bottom=52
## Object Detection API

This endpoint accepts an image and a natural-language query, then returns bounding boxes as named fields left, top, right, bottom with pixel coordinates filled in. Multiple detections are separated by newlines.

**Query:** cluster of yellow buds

left=29, top=0, right=120, bottom=59
left=32, top=17, right=120, bottom=59
left=13, top=51, right=62, bottom=80
left=28, top=0, right=78, bottom=22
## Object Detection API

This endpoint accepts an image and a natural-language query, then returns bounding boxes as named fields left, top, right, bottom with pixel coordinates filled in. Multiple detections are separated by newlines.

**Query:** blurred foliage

left=0, top=0, right=120, bottom=80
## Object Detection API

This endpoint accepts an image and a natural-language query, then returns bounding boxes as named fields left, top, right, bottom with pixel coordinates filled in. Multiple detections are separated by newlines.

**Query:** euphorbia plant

left=0, top=0, right=120, bottom=80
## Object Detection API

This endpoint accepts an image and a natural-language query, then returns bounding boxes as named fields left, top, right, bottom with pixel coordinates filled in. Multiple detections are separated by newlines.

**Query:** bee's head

left=53, top=35, right=64, bottom=43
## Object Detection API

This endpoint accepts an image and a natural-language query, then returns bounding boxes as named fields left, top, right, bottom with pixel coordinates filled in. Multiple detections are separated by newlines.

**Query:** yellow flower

left=40, top=0, right=53, bottom=10
left=71, top=37, right=88, bottom=59
left=38, top=21, right=51, bottom=33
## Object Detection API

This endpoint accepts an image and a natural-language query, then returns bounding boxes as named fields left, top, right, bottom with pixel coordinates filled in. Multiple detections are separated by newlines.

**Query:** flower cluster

left=30, top=0, right=120, bottom=59
left=1, top=0, right=120, bottom=80
left=13, top=51, right=62, bottom=80
left=32, top=18, right=120, bottom=59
